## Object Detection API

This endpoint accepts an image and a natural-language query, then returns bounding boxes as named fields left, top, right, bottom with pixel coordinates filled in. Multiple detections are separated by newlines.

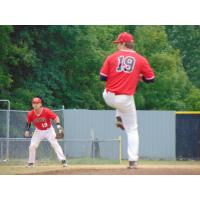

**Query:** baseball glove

left=55, top=124, right=64, bottom=139
left=24, top=131, right=32, bottom=138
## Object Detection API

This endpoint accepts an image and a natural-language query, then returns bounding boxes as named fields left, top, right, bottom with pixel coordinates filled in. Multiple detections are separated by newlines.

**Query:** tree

left=0, top=26, right=13, bottom=96
left=133, top=26, right=195, bottom=110
left=184, top=86, right=200, bottom=110
left=166, top=25, right=200, bottom=88
left=0, top=25, right=200, bottom=111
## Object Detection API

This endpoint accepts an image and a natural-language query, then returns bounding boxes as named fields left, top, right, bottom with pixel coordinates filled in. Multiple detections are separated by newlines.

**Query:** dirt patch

left=28, top=165, right=200, bottom=175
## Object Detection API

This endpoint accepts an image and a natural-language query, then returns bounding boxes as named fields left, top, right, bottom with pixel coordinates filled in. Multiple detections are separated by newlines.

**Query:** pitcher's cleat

left=115, top=116, right=125, bottom=130
left=61, top=160, right=68, bottom=167
left=26, top=163, right=34, bottom=167
left=128, top=161, right=137, bottom=169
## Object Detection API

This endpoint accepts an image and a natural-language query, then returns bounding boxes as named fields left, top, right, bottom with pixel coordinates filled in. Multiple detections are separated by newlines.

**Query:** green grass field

left=1, top=158, right=200, bottom=166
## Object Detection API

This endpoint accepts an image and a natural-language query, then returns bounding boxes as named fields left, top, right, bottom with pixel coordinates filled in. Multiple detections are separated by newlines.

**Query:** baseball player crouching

left=100, top=32, right=155, bottom=169
left=24, top=97, right=67, bottom=167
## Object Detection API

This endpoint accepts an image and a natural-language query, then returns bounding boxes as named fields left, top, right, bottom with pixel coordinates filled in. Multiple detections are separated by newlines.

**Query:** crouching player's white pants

left=28, top=126, right=66, bottom=163
left=103, top=90, right=139, bottom=161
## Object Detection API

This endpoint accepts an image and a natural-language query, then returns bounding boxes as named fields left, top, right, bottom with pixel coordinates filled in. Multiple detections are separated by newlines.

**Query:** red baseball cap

left=113, top=32, right=134, bottom=44
left=32, top=97, right=42, bottom=104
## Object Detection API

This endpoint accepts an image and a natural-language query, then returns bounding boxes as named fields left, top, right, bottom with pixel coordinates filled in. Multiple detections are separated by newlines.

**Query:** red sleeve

left=45, top=108, right=58, bottom=120
left=140, top=58, right=155, bottom=80
left=100, top=56, right=110, bottom=77
left=27, top=111, right=33, bottom=124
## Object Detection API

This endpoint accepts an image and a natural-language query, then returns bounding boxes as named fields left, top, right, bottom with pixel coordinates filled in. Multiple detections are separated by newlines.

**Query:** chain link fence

left=0, top=109, right=121, bottom=163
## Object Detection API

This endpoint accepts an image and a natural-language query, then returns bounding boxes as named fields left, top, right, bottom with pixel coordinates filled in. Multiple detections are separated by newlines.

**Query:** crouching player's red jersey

left=100, top=50, right=155, bottom=95
left=27, top=107, right=58, bottom=130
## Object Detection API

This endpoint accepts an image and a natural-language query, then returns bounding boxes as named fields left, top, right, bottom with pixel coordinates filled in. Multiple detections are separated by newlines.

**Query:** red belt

left=106, top=89, right=125, bottom=95
left=36, top=126, right=51, bottom=131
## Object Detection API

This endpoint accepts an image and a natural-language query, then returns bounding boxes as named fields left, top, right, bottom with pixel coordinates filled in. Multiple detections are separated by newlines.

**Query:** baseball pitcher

left=24, top=97, right=67, bottom=167
left=100, top=32, right=155, bottom=169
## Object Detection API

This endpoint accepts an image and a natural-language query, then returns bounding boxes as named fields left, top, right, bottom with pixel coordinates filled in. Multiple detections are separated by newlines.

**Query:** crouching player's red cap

left=32, top=97, right=42, bottom=104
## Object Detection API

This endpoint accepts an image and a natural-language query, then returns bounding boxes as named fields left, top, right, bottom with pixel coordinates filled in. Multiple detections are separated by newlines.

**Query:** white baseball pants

left=103, top=90, right=139, bottom=161
left=28, top=126, right=66, bottom=163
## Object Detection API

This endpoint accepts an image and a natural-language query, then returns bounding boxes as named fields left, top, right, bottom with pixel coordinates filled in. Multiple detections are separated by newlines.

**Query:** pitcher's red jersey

left=100, top=50, right=155, bottom=95
left=27, top=107, right=57, bottom=130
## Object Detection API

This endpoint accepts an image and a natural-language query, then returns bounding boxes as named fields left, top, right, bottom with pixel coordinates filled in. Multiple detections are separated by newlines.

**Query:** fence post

left=90, top=128, right=95, bottom=159
left=0, top=140, right=2, bottom=159
left=62, top=105, right=67, bottom=157
left=118, top=136, right=122, bottom=164
left=6, top=101, right=10, bottom=160
left=0, top=100, right=10, bottom=161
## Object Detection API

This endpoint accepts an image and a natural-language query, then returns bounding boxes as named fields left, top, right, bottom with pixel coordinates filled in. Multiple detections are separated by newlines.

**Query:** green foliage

left=0, top=25, right=200, bottom=111
left=166, top=26, right=200, bottom=87
left=135, top=26, right=170, bottom=57
left=0, top=26, right=13, bottom=90
left=185, top=86, right=200, bottom=110
left=133, top=26, right=192, bottom=110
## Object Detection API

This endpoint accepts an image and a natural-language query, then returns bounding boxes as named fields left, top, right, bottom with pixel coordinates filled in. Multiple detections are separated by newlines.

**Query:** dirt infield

left=27, top=165, right=200, bottom=175
left=1, top=160, right=200, bottom=175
